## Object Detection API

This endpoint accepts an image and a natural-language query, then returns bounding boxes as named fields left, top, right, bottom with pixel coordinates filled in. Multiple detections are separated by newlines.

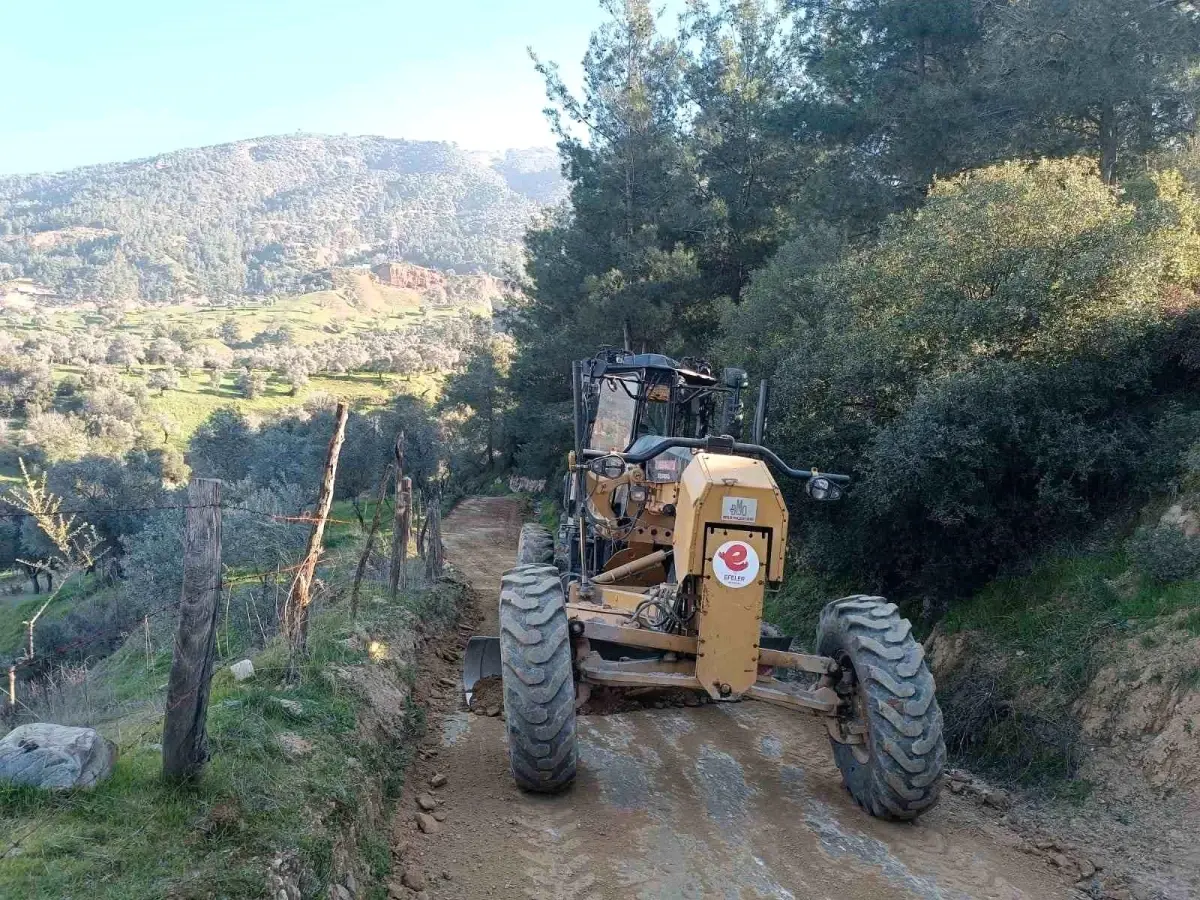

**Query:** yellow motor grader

left=464, top=350, right=944, bottom=821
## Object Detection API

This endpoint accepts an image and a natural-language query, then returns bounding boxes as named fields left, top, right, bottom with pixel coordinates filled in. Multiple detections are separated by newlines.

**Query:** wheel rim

left=834, top=651, right=872, bottom=765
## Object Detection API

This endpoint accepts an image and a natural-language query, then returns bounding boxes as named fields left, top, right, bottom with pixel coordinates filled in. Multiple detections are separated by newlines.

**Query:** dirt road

left=394, top=497, right=1073, bottom=900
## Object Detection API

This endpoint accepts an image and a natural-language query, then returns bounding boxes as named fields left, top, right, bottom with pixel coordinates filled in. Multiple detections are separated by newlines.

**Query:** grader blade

left=462, top=635, right=502, bottom=702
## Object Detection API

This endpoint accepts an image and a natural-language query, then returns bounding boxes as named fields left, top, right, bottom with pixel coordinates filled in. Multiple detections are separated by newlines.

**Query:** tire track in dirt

left=514, top=810, right=601, bottom=900
left=389, top=496, right=1076, bottom=900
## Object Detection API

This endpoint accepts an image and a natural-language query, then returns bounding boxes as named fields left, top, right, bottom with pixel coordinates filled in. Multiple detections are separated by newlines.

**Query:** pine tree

left=981, top=0, right=1200, bottom=184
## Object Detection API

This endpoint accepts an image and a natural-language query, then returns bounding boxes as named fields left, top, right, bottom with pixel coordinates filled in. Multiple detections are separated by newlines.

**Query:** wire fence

left=0, top=501, right=361, bottom=526
left=0, top=414, right=443, bottom=865
left=1, top=497, right=369, bottom=693
left=0, top=492, right=328, bottom=859
left=0, top=480, right=432, bottom=696
left=0, top=641, right=232, bottom=862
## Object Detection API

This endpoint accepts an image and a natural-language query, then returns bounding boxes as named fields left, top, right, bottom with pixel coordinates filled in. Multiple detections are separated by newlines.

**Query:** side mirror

left=806, top=476, right=843, bottom=502
left=588, top=455, right=627, bottom=479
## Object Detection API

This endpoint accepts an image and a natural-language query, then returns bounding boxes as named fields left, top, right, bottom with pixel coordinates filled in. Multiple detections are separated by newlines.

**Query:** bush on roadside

left=737, top=158, right=1200, bottom=604
left=1126, top=524, right=1200, bottom=583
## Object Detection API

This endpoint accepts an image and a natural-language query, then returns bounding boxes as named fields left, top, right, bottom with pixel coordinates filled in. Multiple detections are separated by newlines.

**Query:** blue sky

left=0, top=0, right=622, bottom=175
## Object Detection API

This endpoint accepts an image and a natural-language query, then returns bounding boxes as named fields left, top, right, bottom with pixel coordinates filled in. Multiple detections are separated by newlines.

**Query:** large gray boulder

left=0, top=723, right=117, bottom=790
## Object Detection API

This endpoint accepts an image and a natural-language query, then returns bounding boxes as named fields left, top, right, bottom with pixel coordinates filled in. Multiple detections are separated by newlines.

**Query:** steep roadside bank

left=930, top=621, right=1200, bottom=900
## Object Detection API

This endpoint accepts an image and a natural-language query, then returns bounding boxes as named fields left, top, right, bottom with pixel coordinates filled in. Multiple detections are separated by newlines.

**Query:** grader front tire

left=499, top=564, right=578, bottom=793
left=817, top=596, right=945, bottom=821
left=516, top=523, right=554, bottom=566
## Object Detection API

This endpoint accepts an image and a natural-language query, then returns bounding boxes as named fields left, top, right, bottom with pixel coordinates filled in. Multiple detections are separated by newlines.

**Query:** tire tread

left=516, top=524, right=554, bottom=565
left=499, top=563, right=577, bottom=793
left=817, top=595, right=945, bottom=821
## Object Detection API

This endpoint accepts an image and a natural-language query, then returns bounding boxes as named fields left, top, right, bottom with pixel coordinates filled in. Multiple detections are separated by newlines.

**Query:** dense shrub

left=740, top=159, right=1200, bottom=602
left=1185, top=441, right=1200, bottom=480
left=1126, top=524, right=1200, bottom=583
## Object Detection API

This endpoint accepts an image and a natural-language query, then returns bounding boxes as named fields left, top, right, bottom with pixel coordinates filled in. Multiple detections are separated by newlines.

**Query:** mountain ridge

left=0, top=133, right=565, bottom=304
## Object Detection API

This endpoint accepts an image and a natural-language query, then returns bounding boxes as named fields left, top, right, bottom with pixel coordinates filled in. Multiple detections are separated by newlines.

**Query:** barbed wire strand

left=0, top=501, right=360, bottom=526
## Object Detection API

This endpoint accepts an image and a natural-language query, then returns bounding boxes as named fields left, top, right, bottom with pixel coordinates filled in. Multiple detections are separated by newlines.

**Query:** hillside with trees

left=500, top=0, right=1200, bottom=595
left=0, top=135, right=564, bottom=303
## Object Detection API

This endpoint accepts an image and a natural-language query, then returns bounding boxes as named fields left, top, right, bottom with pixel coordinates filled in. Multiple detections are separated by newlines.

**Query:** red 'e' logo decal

left=718, top=543, right=750, bottom=572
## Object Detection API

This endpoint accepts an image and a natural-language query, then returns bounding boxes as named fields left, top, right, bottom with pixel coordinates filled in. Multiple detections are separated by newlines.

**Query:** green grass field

left=0, top=284, right=461, bottom=469
left=0, top=365, right=442, bottom=475
left=141, top=368, right=442, bottom=445
left=5, top=276, right=488, bottom=348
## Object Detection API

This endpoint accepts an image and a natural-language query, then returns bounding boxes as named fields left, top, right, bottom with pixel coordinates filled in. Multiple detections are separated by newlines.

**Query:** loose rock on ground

left=0, top=723, right=117, bottom=790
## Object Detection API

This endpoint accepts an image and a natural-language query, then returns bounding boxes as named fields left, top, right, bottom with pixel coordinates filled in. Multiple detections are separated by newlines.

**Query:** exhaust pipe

left=752, top=379, right=770, bottom=445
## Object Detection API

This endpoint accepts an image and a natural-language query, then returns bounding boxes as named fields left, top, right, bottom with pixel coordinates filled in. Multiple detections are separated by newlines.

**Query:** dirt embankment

left=378, top=496, right=1127, bottom=900
left=930, top=625, right=1200, bottom=900
left=1077, top=622, right=1200, bottom=794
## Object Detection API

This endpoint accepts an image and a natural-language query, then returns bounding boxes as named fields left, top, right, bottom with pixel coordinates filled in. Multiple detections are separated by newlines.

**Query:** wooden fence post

left=162, top=478, right=222, bottom=782
left=388, top=433, right=407, bottom=600
left=351, top=463, right=392, bottom=620
left=417, top=495, right=429, bottom=561
left=414, top=488, right=428, bottom=560
left=398, top=477, right=412, bottom=589
left=7, top=664, right=15, bottom=711
left=283, top=401, right=349, bottom=664
left=425, top=486, right=445, bottom=581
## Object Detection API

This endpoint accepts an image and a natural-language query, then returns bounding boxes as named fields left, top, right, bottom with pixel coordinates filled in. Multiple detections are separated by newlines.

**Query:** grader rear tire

left=817, top=595, right=944, bottom=821
left=516, top=524, right=554, bottom=565
left=499, top=564, right=578, bottom=793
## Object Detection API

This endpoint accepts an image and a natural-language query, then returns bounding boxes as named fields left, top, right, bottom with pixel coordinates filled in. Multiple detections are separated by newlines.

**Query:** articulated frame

left=568, top=612, right=860, bottom=747
left=564, top=447, right=866, bottom=747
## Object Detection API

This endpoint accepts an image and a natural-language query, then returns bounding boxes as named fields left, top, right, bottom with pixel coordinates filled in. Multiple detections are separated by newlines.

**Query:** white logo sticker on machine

left=712, top=540, right=760, bottom=589
left=721, top=496, right=757, bottom=523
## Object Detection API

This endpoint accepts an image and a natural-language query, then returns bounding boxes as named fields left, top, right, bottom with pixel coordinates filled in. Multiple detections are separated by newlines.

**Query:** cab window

left=589, top=377, right=637, bottom=451
left=637, top=382, right=671, bottom=439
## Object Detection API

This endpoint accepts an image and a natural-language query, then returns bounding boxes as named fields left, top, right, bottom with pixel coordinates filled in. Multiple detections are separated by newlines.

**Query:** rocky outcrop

left=372, top=262, right=446, bottom=295
left=370, top=261, right=502, bottom=309
left=0, top=723, right=117, bottom=790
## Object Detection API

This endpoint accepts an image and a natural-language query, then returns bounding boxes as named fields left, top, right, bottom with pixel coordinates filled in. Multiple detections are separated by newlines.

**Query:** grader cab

left=464, top=350, right=945, bottom=821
